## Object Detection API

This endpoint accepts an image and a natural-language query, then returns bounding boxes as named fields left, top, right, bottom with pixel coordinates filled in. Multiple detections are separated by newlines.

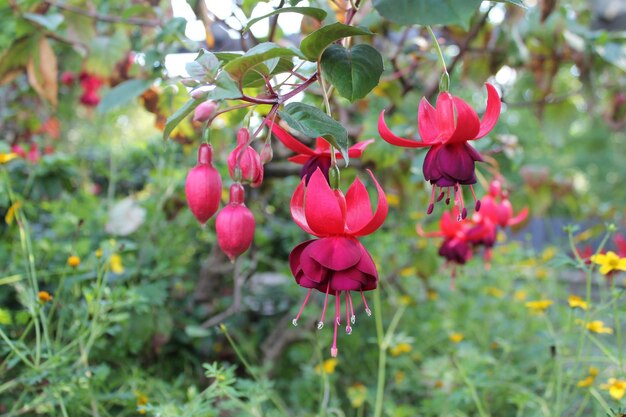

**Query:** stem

left=426, top=26, right=450, bottom=91
left=452, top=357, right=489, bottom=417
left=373, top=288, right=386, bottom=417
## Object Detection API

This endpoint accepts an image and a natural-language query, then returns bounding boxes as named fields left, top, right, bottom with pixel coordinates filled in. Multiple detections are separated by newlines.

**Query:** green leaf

left=278, top=103, right=350, bottom=164
left=163, top=98, right=202, bottom=141
left=223, top=42, right=303, bottom=81
left=300, top=23, right=373, bottom=61
left=186, top=49, right=221, bottom=81
left=97, top=79, right=153, bottom=113
left=321, top=44, right=383, bottom=102
left=23, top=13, right=64, bottom=31
left=243, top=7, right=327, bottom=33
left=207, top=71, right=242, bottom=100
left=372, top=0, right=482, bottom=29
left=241, top=57, right=294, bottom=88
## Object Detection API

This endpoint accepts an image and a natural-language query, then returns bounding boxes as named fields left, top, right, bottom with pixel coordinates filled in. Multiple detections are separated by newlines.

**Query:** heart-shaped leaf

left=321, top=44, right=383, bottom=102
left=300, top=23, right=373, bottom=61
left=278, top=103, right=350, bottom=164
left=223, top=42, right=303, bottom=81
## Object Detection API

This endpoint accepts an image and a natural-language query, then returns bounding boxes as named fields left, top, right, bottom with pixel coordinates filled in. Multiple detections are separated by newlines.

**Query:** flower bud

left=185, top=144, right=222, bottom=224
left=216, top=183, right=256, bottom=262
left=193, top=101, right=217, bottom=122
left=260, top=140, right=273, bottom=164
left=60, top=72, right=75, bottom=86
left=227, top=128, right=263, bottom=188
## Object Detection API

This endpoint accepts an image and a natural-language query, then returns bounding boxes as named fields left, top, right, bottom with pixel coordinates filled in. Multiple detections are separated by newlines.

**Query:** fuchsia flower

left=185, top=144, right=222, bottom=225
left=418, top=208, right=478, bottom=265
left=378, top=84, right=501, bottom=218
left=193, top=101, right=217, bottom=123
left=228, top=128, right=264, bottom=188
left=289, top=168, right=388, bottom=357
left=271, top=123, right=374, bottom=182
left=216, top=183, right=256, bottom=262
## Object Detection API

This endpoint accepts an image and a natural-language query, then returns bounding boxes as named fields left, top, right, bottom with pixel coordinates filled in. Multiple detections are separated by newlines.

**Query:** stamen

left=292, top=288, right=313, bottom=326
left=469, top=185, right=481, bottom=212
left=445, top=187, right=451, bottom=205
left=437, top=187, right=445, bottom=202
left=347, top=292, right=356, bottom=324
left=361, top=290, right=372, bottom=316
left=318, top=281, right=331, bottom=330
left=331, top=292, right=340, bottom=357
left=345, top=292, right=352, bottom=334
left=427, top=186, right=436, bottom=215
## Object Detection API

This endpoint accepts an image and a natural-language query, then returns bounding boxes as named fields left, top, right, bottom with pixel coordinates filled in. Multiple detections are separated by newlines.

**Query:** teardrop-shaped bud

left=227, top=128, right=264, bottom=188
left=193, top=101, right=217, bottom=122
left=185, top=144, right=222, bottom=224
left=260, top=140, right=273, bottom=164
left=216, top=183, right=256, bottom=262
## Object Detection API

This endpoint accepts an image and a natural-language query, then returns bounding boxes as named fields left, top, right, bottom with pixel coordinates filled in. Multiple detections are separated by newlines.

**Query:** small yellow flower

left=535, top=267, right=549, bottom=280
left=485, top=287, right=504, bottom=298
left=427, top=289, right=438, bottom=300
left=67, top=255, right=81, bottom=268
left=38, top=291, right=53, bottom=303
left=399, top=267, right=416, bottom=278
left=0, top=153, right=19, bottom=164
left=586, top=320, right=613, bottom=334
left=591, top=251, right=626, bottom=275
left=386, top=194, right=400, bottom=207
left=394, top=370, right=405, bottom=384
left=600, top=378, right=626, bottom=400
left=434, top=380, right=444, bottom=389
left=514, top=290, right=527, bottom=301
left=134, top=391, right=148, bottom=414
left=315, top=358, right=338, bottom=375
left=449, top=332, right=464, bottom=343
left=399, top=295, right=413, bottom=306
left=347, top=383, right=367, bottom=408
left=577, top=367, right=599, bottom=388
left=95, top=249, right=103, bottom=258
left=541, top=246, right=557, bottom=262
left=109, top=254, right=125, bottom=274
left=5, top=201, right=21, bottom=225
left=525, top=299, right=553, bottom=313
left=568, top=295, right=589, bottom=310
left=390, top=342, right=412, bottom=357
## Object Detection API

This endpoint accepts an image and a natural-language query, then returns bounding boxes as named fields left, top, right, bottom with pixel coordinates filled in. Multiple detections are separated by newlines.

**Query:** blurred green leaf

left=97, top=79, right=153, bottom=114
left=372, top=0, right=482, bottom=28
left=163, top=98, right=201, bottom=141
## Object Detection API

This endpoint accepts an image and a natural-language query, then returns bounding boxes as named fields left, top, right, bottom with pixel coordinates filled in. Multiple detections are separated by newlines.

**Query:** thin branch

left=44, top=0, right=160, bottom=27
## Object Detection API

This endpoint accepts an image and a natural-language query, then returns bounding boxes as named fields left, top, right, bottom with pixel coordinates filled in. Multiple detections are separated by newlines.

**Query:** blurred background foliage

left=1, top=0, right=625, bottom=416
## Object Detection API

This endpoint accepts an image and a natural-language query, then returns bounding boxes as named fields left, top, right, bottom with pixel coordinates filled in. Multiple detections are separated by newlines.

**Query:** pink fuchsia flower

left=271, top=123, right=374, bottom=182
left=378, top=83, right=501, bottom=218
left=216, top=183, right=256, bottom=262
left=193, top=101, right=217, bottom=123
left=185, top=144, right=222, bottom=224
left=289, top=168, right=388, bottom=357
left=228, top=128, right=263, bottom=188
left=418, top=208, right=479, bottom=265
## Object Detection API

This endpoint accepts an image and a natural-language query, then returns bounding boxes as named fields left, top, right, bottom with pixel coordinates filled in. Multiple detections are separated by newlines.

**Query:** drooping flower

left=271, top=123, right=374, bottom=182
left=378, top=83, right=501, bottom=218
left=289, top=168, right=388, bottom=357
left=185, top=144, right=222, bottom=225
left=591, top=251, right=626, bottom=275
left=417, top=208, right=479, bottom=265
left=216, top=183, right=256, bottom=262
left=227, top=128, right=263, bottom=188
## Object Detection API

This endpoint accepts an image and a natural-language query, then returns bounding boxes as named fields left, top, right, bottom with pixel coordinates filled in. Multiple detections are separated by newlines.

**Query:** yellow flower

left=586, top=320, right=613, bottom=334
left=109, top=254, right=125, bottom=274
left=541, top=246, right=557, bottom=262
left=0, top=153, right=18, bottom=164
left=134, top=391, right=148, bottom=414
left=427, top=289, right=438, bottom=300
left=399, top=295, right=413, bottom=306
left=38, top=291, right=53, bottom=303
left=386, top=194, right=400, bottom=207
left=525, top=299, right=553, bottom=313
left=600, top=378, right=626, bottom=400
left=394, top=371, right=405, bottom=384
left=390, top=342, right=412, bottom=357
left=95, top=249, right=103, bottom=258
left=347, top=383, right=367, bottom=408
left=449, top=332, right=464, bottom=343
left=535, top=267, right=549, bottom=280
left=485, top=287, right=504, bottom=298
left=591, top=251, right=626, bottom=275
left=514, top=290, right=527, bottom=301
left=315, top=358, right=338, bottom=375
left=5, top=201, right=21, bottom=225
left=577, top=367, right=599, bottom=388
left=399, top=267, right=416, bottom=278
left=67, top=255, right=80, bottom=268
left=568, top=295, right=589, bottom=310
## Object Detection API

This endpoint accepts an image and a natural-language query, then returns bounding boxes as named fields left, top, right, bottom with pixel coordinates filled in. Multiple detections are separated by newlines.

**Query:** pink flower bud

left=193, top=101, right=217, bottom=122
left=80, top=90, right=100, bottom=107
left=216, top=183, right=255, bottom=262
left=60, top=72, right=74, bottom=86
left=260, top=140, right=273, bottom=164
left=227, top=128, right=264, bottom=188
left=185, top=144, right=222, bottom=224
left=488, top=180, right=502, bottom=198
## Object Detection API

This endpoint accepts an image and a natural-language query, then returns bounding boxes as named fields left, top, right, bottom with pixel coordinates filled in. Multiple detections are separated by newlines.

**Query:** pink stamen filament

left=344, top=292, right=352, bottom=334
left=292, top=288, right=313, bottom=326
left=470, top=185, right=481, bottom=211
left=331, top=293, right=340, bottom=357
left=318, top=281, right=331, bottom=330
left=437, top=187, right=445, bottom=202
left=361, top=290, right=372, bottom=316
left=347, top=292, right=355, bottom=324
left=445, top=187, right=451, bottom=205
left=427, top=186, right=436, bottom=214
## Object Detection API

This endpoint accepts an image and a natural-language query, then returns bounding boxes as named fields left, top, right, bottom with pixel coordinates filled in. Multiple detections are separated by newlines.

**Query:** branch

left=44, top=0, right=160, bottom=27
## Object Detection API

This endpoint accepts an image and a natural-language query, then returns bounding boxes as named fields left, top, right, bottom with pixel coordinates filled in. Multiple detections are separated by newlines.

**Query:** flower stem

left=373, top=288, right=386, bottom=417
left=426, top=26, right=450, bottom=92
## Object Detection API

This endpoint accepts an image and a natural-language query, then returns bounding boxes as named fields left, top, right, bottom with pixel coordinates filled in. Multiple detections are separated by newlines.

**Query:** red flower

left=289, top=168, right=387, bottom=357
left=615, top=235, right=626, bottom=257
left=185, top=144, right=222, bottom=224
left=474, top=181, right=528, bottom=229
left=378, top=84, right=501, bottom=218
left=418, top=209, right=478, bottom=265
left=271, top=123, right=373, bottom=182
left=216, top=183, right=256, bottom=262
left=227, top=128, right=263, bottom=188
